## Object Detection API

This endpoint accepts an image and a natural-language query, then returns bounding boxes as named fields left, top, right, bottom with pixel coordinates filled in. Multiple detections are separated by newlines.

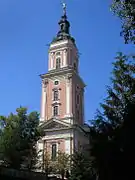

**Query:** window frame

left=76, top=94, right=80, bottom=104
left=53, top=89, right=59, bottom=101
left=54, top=80, right=59, bottom=86
left=56, top=57, right=61, bottom=69
left=56, top=52, right=61, bottom=56
left=53, top=105, right=59, bottom=116
left=77, top=109, right=80, bottom=120
left=74, top=62, right=77, bottom=71
left=51, top=144, right=57, bottom=161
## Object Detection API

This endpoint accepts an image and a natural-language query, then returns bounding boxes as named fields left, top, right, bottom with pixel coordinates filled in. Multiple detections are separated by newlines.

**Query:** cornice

left=40, top=68, right=85, bottom=85
left=43, top=126, right=73, bottom=132
left=40, top=67, right=73, bottom=79
left=49, top=39, right=76, bottom=51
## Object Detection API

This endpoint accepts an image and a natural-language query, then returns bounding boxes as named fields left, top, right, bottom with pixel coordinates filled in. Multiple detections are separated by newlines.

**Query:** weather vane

left=61, top=0, right=67, bottom=15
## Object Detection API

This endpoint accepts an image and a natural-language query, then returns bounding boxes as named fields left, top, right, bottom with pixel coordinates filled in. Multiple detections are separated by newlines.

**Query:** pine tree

left=90, top=52, right=135, bottom=180
left=70, top=152, right=96, bottom=180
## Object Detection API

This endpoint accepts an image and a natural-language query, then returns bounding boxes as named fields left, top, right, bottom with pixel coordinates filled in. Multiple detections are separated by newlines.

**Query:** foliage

left=70, top=151, right=96, bottom=180
left=51, top=151, right=70, bottom=179
left=89, top=52, right=135, bottom=180
left=0, top=107, right=41, bottom=170
left=42, top=150, right=52, bottom=176
left=111, top=0, right=135, bottom=44
left=101, top=52, right=135, bottom=125
left=56, top=151, right=70, bottom=178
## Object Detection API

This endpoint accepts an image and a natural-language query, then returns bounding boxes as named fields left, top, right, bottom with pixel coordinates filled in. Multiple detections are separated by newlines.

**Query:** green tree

left=111, top=0, right=135, bottom=44
left=0, top=107, right=41, bottom=170
left=42, top=150, right=52, bottom=179
left=56, top=151, right=70, bottom=180
left=51, top=151, right=70, bottom=180
left=89, top=52, right=135, bottom=180
left=70, top=151, right=96, bottom=180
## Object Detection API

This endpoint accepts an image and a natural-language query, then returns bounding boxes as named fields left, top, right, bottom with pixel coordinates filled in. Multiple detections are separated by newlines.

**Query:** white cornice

left=49, top=40, right=76, bottom=51
left=40, top=68, right=73, bottom=79
left=50, top=40, right=68, bottom=48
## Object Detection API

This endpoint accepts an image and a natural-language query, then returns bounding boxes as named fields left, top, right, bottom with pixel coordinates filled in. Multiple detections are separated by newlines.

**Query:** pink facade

left=42, top=73, right=84, bottom=125
left=44, top=139, right=65, bottom=155
left=45, top=79, right=67, bottom=120
left=39, top=7, right=89, bottom=168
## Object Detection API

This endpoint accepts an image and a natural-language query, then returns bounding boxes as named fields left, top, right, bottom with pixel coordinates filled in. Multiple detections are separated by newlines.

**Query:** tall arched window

left=74, top=63, right=77, bottom=71
left=54, top=89, right=59, bottom=101
left=51, top=144, right=57, bottom=161
left=53, top=105, right=58, bottom=116
left=77, top=110, right=80, bottom=120
left=76, top=94, right=80, bottom=104
left=56, top=58, right=61, bottom=69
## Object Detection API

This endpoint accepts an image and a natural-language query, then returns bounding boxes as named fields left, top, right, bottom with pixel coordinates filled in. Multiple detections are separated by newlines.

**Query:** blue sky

left=0, top=0, right=134, bottom=122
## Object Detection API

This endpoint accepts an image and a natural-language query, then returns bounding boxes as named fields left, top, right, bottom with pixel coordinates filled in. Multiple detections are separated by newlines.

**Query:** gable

left=41, top=119, right=71, bottom=131
left=45, top=121, right=68, bottom=129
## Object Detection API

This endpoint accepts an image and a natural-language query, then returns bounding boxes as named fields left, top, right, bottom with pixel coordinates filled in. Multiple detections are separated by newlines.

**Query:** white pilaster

left=48, top=53, right=51, bottom=70
left=63, top=49, right=67, bottom=67
left=65, top=139, right=70, bottom=155
left=82, top=89, right=84, bottom=123
left=68, top=49, right=70, bottom=65
left=50, top=54, right=52, bottom=69
left=40, top=80, right=47, bottom=121
left=66, top=75, right=72, bottom=117
left=49, top=53, right=54, bottom=71
left=51, top=53, right=54, bottom=69
left=66, top=79, right=70, bottom=116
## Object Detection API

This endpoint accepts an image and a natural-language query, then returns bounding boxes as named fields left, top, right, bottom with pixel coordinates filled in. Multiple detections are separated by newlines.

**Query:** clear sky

left=0, top=0, right=134, bottom=122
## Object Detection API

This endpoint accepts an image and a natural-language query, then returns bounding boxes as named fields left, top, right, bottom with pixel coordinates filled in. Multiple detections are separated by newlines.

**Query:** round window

left=54, top=81, right=59, bottom=85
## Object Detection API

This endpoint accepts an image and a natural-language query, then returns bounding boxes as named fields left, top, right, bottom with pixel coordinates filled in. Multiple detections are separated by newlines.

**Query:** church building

left=38, top=4, right=90, bottom=162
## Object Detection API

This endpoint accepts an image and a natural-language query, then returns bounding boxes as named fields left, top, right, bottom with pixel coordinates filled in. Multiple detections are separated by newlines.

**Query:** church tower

left=38, top=4, right=89, bottom=161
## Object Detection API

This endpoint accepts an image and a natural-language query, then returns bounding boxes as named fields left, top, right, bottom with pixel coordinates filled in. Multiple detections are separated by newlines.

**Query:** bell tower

left=40, top=3, right=85, bottom=126
left=38, top=4, right=89, bottom=161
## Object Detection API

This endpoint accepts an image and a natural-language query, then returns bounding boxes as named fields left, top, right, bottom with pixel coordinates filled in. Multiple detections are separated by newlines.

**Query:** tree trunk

left=61, top=169, right=65, bottom=180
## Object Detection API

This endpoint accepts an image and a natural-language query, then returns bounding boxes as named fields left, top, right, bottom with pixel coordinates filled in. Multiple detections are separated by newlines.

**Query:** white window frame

left=56, top=57, right=61, bottom=69
left=52, top=105, right=59, bottom=117
left=53, top=89, right=59, bottom=101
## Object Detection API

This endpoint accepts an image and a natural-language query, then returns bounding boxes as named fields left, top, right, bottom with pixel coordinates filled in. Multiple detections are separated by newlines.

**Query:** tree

left=70, top=151, right=96, bottom=180
left=111, top=0, right=135, bottom=44
left=89, top=52, right=135, bottom=180
left=51, top=151, right=70, bottom=180
left=57, top=151, right=70, bottom=180
left=42, top=150, right=52, bottom=179
left=0, top=107, right=41, bottom=169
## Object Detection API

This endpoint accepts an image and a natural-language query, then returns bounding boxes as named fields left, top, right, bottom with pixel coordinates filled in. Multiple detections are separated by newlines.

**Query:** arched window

left=51, top=144, right=57, bottom=161
left=53, top=105, right=58, bottom=116
left=76, top=94, right=80, bottom=104
left=56, top=52, right=60, bottom=56
left=56, top=58, right=61, bottom=69
left=77, top=110, right=80, bottom=120
left=54, top=89, right=59, bottom=101
left=74, top=63, right=77, bottom=71
left=61, top=24, right=64, bottom=31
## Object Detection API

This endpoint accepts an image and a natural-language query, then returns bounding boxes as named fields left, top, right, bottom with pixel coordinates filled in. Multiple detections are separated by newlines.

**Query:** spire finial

left=62, top=1, right=66, bottom=16
left=52, top=0, right=75, bottom=44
